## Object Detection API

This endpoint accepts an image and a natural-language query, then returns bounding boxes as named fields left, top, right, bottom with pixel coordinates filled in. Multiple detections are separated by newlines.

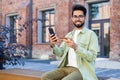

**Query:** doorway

left=89, top=1, right=110, bottom=57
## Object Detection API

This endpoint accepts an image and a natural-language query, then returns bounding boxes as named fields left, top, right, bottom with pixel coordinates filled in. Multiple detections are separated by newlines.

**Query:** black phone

left=48, top=27, right=57, bottom=42
left=48, top=27, right=55, bottom=36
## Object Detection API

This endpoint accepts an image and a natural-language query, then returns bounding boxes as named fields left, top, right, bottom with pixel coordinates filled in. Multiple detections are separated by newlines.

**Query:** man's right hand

left=49, top=34, right=57, bottom=48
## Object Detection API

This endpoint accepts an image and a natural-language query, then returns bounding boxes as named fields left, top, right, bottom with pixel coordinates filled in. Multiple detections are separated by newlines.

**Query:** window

left=89, top=1, right=110, bottom=56
left=38, top=9, right=55, bottom=43
left=6, top=15, right=18, bottom=44
left=9, top=15, right=17, bottom=43
left=90, top=2, right=110, bottom=20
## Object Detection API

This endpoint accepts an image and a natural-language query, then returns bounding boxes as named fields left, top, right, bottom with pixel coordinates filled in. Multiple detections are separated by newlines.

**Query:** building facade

left=0, top=0, right=120, bottom=61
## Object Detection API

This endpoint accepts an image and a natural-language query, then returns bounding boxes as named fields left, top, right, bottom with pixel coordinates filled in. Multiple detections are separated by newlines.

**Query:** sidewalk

left=95, top=58, right=120, bottom=79
left=95, top=58, right=120, bottom=69
left=3, top=58, right=120, bottom=80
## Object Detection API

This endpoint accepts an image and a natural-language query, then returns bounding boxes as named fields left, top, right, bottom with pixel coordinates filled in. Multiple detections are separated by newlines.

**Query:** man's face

left=72, top=10, right=86, bottom=29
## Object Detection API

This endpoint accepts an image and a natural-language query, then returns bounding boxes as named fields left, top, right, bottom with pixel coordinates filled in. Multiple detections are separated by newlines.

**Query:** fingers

left=62, top=38, right=73, bottom=42
left=61, top=38, right=73, bottom=47
left=50, top=34, right=57, bottom=42
left=49, top=34, right=57, bottom=48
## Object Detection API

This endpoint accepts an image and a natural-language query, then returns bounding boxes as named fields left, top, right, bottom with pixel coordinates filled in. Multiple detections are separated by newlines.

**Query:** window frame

left=37, top=8, right=55, bottom=44
left=5, top=13, right=18, bottom=44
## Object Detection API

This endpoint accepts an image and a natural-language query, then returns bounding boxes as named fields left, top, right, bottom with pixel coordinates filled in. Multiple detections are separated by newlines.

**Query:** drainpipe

left=29, top=0, right=33, bottom=58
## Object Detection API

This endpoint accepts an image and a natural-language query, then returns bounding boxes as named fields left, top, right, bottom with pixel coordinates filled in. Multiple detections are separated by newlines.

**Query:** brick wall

left=0, top=1, right=2, bottom=24
left=0, top=0, right=86, bottom=59
left=110, top=0, right=120, bottom=61
left=31, top=0, right=85, bottom=59
left=1, top=0, right=30, bottom=46
left=17, top=1, right=30, bottom=46
left=3, top=0, right=119, bottom=60
left=32, top=0, right=71, bottom=59
left=0, top=13, right=2, bottom=24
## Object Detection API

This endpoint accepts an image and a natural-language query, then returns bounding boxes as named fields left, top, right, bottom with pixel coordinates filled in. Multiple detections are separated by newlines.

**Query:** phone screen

left=48, top=27, right=55, bottom=36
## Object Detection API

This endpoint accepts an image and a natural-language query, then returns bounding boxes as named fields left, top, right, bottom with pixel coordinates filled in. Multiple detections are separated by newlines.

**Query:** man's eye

left=73, top=15, right=85, bottom=18
left=73, top=16, right=77, bottom=18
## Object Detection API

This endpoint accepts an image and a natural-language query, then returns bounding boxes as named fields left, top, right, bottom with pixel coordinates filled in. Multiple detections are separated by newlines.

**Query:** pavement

left=3, top=58, right=120, bottom=80
left=95, top=58, right=120, bottom=80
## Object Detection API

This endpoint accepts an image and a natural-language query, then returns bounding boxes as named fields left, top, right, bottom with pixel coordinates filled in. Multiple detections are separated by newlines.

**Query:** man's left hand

left=63, top=38, right=77, bottom=50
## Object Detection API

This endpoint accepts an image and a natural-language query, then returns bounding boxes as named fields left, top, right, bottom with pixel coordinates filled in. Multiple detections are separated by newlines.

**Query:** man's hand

left=49, top=34, right=57, bottom=48
left=63, top=38, right=77, bottom=50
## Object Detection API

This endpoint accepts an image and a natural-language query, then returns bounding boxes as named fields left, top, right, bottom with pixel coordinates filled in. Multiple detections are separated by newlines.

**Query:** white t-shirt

left=67, top=30, right=81, bottom=68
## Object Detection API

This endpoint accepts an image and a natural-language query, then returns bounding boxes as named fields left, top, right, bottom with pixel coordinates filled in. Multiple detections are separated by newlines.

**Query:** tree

left=0, top=16, right=29, bottom=69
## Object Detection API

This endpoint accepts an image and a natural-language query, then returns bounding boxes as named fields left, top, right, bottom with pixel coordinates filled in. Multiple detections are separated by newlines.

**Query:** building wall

left=1, top=0, right=30, bottom=46
left=110, top=0, right=120, bottom=61
left=32, top=0, right=70, bottom=58
left=0, top=0, right=85, bottom=59
left=1, top=0, right=120, bottom=61
left=0, top=1, right=2, bottom=24
left=31, top=0, right=85, bottom=59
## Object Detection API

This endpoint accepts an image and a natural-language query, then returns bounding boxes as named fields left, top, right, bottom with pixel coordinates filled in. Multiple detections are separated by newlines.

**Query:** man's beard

left=73, top=22, right=84, bottom=28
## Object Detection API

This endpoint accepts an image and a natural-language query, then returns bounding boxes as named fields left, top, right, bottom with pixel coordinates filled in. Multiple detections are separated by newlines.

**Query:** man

left=41, top=4, right=99, bottom=80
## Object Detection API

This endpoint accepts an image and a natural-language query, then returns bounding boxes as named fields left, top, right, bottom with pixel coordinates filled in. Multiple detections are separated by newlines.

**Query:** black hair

left=72, top=4, right=87, bottom=16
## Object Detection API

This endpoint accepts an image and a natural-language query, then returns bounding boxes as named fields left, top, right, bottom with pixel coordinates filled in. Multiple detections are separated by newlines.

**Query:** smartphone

left=48, top=27, right=57, bottom=42
left=48, top=27, right=55, bottom=36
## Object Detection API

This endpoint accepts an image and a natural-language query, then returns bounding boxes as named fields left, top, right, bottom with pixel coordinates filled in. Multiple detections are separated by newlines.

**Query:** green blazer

left=53, top=27, right=99, bottom=80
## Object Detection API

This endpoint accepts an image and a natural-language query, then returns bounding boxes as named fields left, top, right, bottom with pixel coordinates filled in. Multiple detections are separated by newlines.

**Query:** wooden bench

left=0, top=68, right=118, bottom=80
left=0, top=68, right=45, bottom=80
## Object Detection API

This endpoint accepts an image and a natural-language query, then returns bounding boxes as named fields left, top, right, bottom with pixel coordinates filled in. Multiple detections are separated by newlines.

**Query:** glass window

left=42, top=9, right=55, bottom=43
left=91, top=23, right=100, bottom=54
left=90, top=2, right=110, bottom=20
left=89, top=0, right=110, bottom=56
left=9, top=15, right=18, bottom=43
left=104, top=22, right=110, bottom=56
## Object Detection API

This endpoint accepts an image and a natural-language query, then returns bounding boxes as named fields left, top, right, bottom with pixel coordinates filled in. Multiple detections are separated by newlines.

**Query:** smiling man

left=41, top=4, right=99, bottom=80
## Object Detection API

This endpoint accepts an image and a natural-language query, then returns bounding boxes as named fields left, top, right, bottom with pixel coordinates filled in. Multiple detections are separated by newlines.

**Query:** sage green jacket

left=53, top=27, right=99, bottom=80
